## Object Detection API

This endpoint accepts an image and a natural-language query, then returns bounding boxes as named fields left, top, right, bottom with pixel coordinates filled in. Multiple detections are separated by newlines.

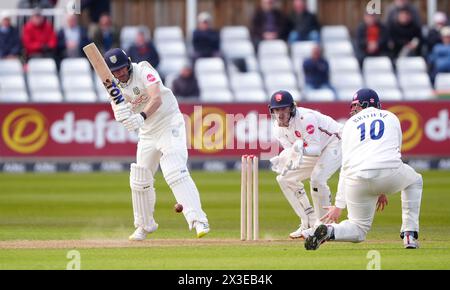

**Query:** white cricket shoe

left=194, top=221, right=210, bottom=238
left=402, top=231, right=419, bottom=249
left=128, top=223, right=158, bottom=241
left=289, top=224, right=312, bottom=240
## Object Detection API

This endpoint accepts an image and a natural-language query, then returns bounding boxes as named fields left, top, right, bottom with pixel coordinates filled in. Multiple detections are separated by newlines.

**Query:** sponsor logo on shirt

left=130, top=94, right=150, bottom=108
left=306, top=124, right=315, bottom=134
left=147, top=74, right=156, bottom=82
left=295, top=131, right=302, bottom=138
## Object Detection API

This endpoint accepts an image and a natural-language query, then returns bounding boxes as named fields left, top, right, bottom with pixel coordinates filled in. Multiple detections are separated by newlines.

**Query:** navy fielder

left=269, top=90, right=343, bottom=239
left=104, top=48, right=209, bottom=240
left=305, top=89, right=423, bottom=250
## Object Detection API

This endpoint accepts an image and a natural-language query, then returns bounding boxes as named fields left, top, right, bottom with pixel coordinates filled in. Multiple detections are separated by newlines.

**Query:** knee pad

left=130, top=163, right=154, bottom=191
left=160, top=153, right=190, bottom=187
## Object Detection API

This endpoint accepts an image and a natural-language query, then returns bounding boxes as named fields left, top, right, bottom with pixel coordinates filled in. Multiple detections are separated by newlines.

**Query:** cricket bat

left=83, top=43, right=125, bottom=108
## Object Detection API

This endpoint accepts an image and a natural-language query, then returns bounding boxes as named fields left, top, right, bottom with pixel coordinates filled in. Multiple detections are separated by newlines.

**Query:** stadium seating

left=234, top=89, right=267, bottom=102
left=156, top=41, right=187, bottom=59
left=331, top=73, right=364, bottom=101
left=264, top=72, right=298, bottom=93
left=303, top=88, right=335, bottom=101
left=220, top=26, right=251, bottom=42
left=154, top=26, right=184, bottom=43
left=0, top=75, right=28, bottom=102
left=0, top=90, right=29, bottom=103
left=158, top=57, right=188, bottom=78
left=61, top=75, right=96, bottom=102
left=375, top=88, right=403, bottom=101
left=0, top=59, right=23, bottom=75
left=4, top=23, right=445, bottom=105
left=30, top=91, right=64, bottom=102
left=329, top=57, right=360, bottom=73
left=60, top=58, right=91, bottom=75
left=120, top=25, right=151, bottom=51
left=27, top=58, right=57, bottom=74
left=258, top=40, right=289, bottom=59
left=195, top=57, right=226, bottom=75
left=200, top=89, right=233, bottom=102
left=323, top=41, right=355, bottom=58
left=321, top=25, right=350, bottom=42
left=230, top=72, right=264, bottom=92
left=291, top=41, right=316, bottom=61
left=65, top=91, right=99, bottom=103
left=221, top=41, right=255, bottom=59
left=435, top=73, right=450, bottom=91
left=197, top=73, right=230, bottom=91
left=259, top=56, right=294, bottom=74
left=396, top=57, right=427, bottom=73
left=363, top=56, right=394, bottom=74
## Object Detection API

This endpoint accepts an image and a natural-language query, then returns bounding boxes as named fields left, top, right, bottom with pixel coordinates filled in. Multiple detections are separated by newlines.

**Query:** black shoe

left=304, top=224, right=329, bottom=251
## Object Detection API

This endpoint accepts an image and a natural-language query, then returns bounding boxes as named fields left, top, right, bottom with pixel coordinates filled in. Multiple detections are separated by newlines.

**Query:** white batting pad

left=159, top=153, right=208, bottom=228
left=276, top=174, right=316, bottom=228
left=130, top=163, right=157, bottom=232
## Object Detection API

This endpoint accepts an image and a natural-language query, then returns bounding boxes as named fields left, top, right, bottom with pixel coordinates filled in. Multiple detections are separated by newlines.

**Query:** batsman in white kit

left=305, top=88, right=423, bottom=250
left=103, top=48, right=209, bottom=240
left=268, top=90, right=343, bottom=239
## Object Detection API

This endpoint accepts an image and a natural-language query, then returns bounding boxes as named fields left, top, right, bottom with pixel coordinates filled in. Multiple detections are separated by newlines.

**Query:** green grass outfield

left=0, top=170, right=449, bottom=270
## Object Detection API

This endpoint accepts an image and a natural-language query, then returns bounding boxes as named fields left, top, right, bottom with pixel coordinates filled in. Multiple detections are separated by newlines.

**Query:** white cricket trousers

left=135, top=113, right=208, bottom=228
left=276, top=139, right=341, bottom=224
left=333, top=163, right=422, bottom=242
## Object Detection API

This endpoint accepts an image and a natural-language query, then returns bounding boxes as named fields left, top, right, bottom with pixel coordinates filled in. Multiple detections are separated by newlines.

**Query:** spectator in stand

left=386, top=0, right=421, bottom=27
left=172, top=64, right=200, bottom=98
left=287, top=0, right=320, bottom=43
left=22, top=8, right=57, bottom=59
left=428, top=27, right=450, bottom=83
left=81, top=0, right=111, bottom=23
left=427, top=12, right=448, bottom=54
left=91, top=13, right=120, bottom=53
left=356, top=12, right=389, bottom=64
left=57, top=14, right=90, bottom=59
left=303, top=45, right=333, bottom=93
left=251, top=0, right=290, bottom=47
left=0, top=12, right=21, bottom=59
left=127, top=30, right=160, bottom=68
left=192, top=12, right=221, bottom=60
left=388, top=7, right=422, bottom=58
left=18, top=0, right=54, bottom=9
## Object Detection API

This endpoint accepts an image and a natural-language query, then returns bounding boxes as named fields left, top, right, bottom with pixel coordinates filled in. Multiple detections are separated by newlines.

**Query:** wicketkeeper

left=269, top=90, right=343, bottom=239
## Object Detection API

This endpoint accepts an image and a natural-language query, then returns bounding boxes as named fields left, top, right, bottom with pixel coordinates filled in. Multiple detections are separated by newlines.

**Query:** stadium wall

left=1, top=102, right=450, bottom=172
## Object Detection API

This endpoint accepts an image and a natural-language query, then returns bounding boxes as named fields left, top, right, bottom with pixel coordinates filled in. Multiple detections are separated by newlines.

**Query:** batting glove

left=113, top=102, right=132, bottom=122
left=123, top=113, right=145, bottom=132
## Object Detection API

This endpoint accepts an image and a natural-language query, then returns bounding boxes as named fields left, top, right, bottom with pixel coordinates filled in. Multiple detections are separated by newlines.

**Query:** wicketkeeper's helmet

left=268, top=90, right=297, bottom=118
